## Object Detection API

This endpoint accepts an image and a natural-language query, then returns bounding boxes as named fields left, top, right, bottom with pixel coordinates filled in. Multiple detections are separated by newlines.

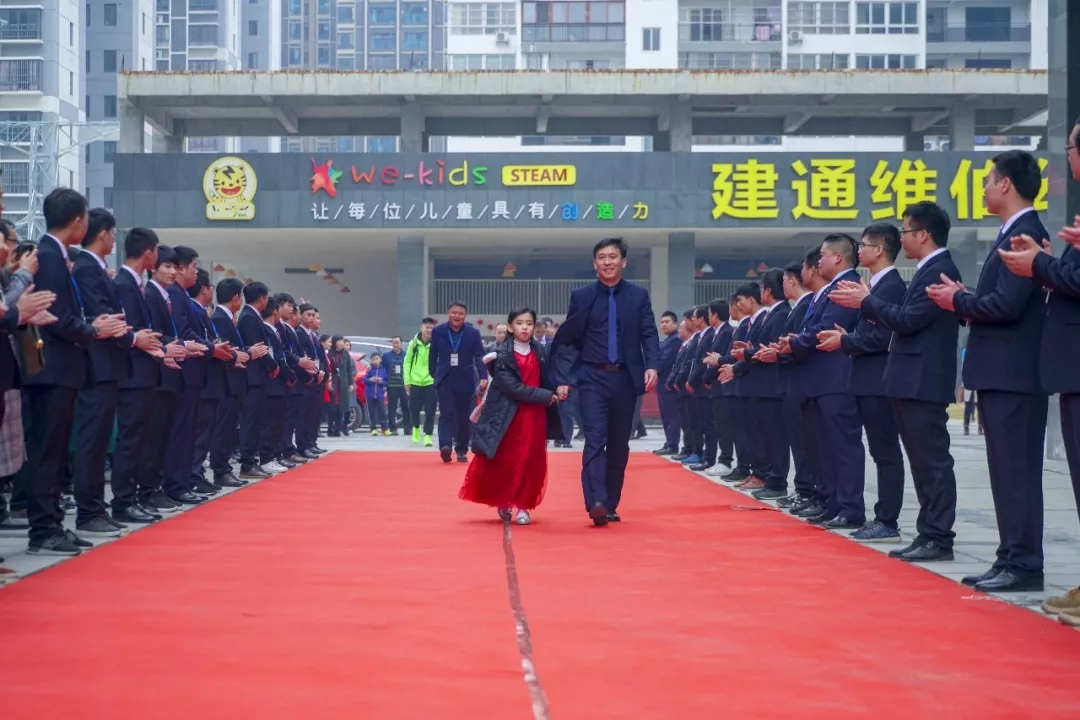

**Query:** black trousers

left=191, top=397, right=219, bottom=483
left=141, top=389, right=179, bottom=501
left=683, top=392, right=702, bottom=455
left=409, top=384, right=436, bottom=435
left=111, top=386, right=155, bottom=512
left=72, top=381, right=120, bottom=525
left=813, top=393, right=865, bottom=523
left=752, top=397, right=789, bottom=491
left=979, top=390, right=1048, bottom=574
left=731, top=396, right=752, bottom=474
left=387, top=386, right=410, bottom=432
left=437, top=385, right=473, bottom=452
left=25, top=385, right=79, bottom=543
left=675, top=394, right=691, bottom=452
left=281, top=391, right=303, bottom=456
left=578, top=365, right=636, bottom=513
left=710, top=395, right=734, bottom=467
left=786, top=394, right=817, bottom=499
left=260, top=393, right=287, bottom=464
left=892, top=399, right=956, bottom=549
left=696, top=394, right=716, bottom=464
left=1061, top=393, right=1080, bottom=526
left=239, top=383, right=267, bottom=468
left=857, top=394, right=906, bottom=530
left=164, top=387, right=200, bottom=497
left=210, top=392, right=242, bottom=478
left=295, top=385, right=320, bottom=452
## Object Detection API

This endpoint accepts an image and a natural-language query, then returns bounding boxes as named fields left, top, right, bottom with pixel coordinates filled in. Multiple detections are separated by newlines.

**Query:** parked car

left=346, top=338, right=403, bottom=431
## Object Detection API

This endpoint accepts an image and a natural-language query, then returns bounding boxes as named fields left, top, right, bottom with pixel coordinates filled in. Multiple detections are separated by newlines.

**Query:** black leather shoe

left=962, top=567, right=1001, bottom=587
left=606, top=512, right=621, bottom=523
left=589, top=502, right=609, bottom=527
left=687, top=463, right=712, bottom=472
left=113, top=506, right=158, bottom=524
left=440, top=447, right=452, bottom=463
left=889, top=538, right=925, bottom=558
left=652, top=446, right=675, bottom=456
left=215, top=473, right=246, bottom=488
left=301, top=450, right=320, bottom=460
left=456, top=452, right=468, bottom=463
left=807, top=511, right=837, bottom=525
left=134, top=503, right=163, bottom=521
left=974, top=570, right=1044, bottom=593
left=752, top=488, right=788, bottom=501
left=796, top=503, right=825, bottom=518
left=671, top=453, right=690, bottom=462
left=168, top=492, right=206, bottom=506
left=899, top=540, right=953, bottom=562
left=822, top=516, right=863, bottom=530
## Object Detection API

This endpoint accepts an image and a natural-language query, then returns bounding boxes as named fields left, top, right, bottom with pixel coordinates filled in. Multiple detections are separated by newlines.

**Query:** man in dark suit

left=209, top=278, right=256, bottom=487
left=998, top=117, right=1080, bottom=613
left=686, top=305, right=719, bottom=471
left=777, top=234, right=864, bottom=528
left=926, top=150, right=1049, bottom=592
left=71, top=209, right=163, bottom=535
left=718, top=297, right=751, bottom=481
left=668, top=310, right=695, bottom=459
left=276, top=293, right=316, bottom=465
left=111, top=227, right=169, bottom=524
left=702, top=300, right=735, bottom=476
left=653, top=311, right=682, bottom=456
left=165, top=246, right=214, bottom=504
left=189, top=269, right=239, bottom=492
left=258, top=297, right=292, bottom=472
left=671, top=307, right=705, bottom=463
left=832, top=201, right=962, bottom=563
left=294, top=302, right=325, bottom=459
left=141, top=245, right=188, bottom=513
left=428, top=300, right=487, bottom=463
left=237, top=281, right=279, bottom=478
left=551, top=237, right=660, bottom=526
left=818, top=224, right=908, bottom=542
left=24, top=188, right=128, bottom=555
left=772, top=260, right=817, bottom=509
left=733, top=271, right=792, bottom=497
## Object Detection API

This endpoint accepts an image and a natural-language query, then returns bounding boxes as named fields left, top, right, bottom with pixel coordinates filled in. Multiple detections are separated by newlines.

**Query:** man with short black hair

left=259, top=296, right=291, bottom=473
left=404, top=317, right=437, bottom=446
left=276, top=292, right=316, bottom=464
left=429, top=301, right=487, bottom=462
left=209, top=277, right=252, bottom=486
left=384, top=335, right=410, bottom=437
left=237, top=281, right=277, bottom=478
left=653, top=310, right=682, bottom=455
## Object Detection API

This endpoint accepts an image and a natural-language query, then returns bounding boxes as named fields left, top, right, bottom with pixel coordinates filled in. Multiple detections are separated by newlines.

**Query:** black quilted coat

left=470, top=338, right=566, bottom=459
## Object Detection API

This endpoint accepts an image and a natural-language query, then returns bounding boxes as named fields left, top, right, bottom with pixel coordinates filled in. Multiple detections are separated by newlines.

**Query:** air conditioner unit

left=787, top=30, right=803, bottom=44
left=495, top=31, right=510, bottom=45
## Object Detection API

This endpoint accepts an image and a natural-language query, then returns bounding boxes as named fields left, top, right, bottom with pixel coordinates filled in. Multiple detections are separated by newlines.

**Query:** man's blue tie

left=607, top=287, right=618, bottom=363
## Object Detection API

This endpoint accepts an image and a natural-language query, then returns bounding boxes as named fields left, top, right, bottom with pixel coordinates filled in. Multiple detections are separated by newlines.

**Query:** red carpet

left=2, top=451, right=1079, bottom=718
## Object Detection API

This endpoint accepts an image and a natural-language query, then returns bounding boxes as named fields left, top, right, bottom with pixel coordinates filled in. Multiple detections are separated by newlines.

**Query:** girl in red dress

left=459, top=308, right=564, bottom=525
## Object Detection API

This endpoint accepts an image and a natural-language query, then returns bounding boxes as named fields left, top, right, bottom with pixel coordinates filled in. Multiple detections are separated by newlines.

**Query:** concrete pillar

left=653, top=103, right=692, bottom=152
left=903, top=133, right=924, bottom=151
left=648, top=243, right=669, bottom=317
left=396, top=235, right=426, bottom=338
left=948, top=105, right=976, bottom=151
left=151, top=131, right=183, bottom=153
left=400, top=103, right=426, bottom=153
left=118, top=104, right=146, bottom=153
left=1044, top=0, right=1078, bottom=460
left=666, top=232, right=696, bottom=315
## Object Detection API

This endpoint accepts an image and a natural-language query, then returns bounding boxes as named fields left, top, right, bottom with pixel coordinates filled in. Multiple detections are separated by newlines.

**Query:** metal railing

left=926, top=23, right=1031, bottom=43
left=522, top=23, right=625, bottom=43
left=679, top=22, right=782, bottom=43
left=0, top=59, right=42, bottom=92
left=429, top=278, right=650, bottom=316
left=0, top=10, right=42, bottom=40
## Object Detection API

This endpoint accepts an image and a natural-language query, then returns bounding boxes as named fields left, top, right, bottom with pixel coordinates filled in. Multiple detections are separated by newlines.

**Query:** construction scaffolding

left=0, top=120, right=119, bottom=240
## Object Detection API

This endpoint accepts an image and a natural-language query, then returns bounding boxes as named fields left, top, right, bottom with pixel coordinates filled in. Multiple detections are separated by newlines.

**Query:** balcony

left=0, top=9, right=43, bottom=41
left=927, top=23, right=1031, bottom=44
left=521, top=23, right=625, bottom=43
left=678, top=22, right=782, bottom=44
left=0, top=59, right=42, bottom=92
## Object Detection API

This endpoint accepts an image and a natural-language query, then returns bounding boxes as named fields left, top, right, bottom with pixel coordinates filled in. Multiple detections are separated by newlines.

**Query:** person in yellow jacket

left=403, top=317, right=437, bottom=445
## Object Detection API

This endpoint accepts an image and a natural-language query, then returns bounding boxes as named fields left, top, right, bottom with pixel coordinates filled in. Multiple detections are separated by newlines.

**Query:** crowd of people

left=651, top=147, right=1080, bottom=625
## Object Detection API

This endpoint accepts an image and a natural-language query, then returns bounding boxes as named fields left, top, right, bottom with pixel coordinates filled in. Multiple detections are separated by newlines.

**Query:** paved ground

left=2, top=421, right=1077, bottom=619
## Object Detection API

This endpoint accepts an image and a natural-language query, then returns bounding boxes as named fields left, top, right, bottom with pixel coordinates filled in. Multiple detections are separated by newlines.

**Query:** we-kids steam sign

left=311, top=158, right=488, bottom=197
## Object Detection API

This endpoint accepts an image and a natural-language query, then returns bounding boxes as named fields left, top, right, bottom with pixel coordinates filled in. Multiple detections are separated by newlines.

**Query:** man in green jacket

left=404, top=317, right=436, bottom=445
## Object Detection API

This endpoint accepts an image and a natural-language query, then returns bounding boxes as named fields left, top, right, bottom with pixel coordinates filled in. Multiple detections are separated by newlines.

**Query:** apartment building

left=444, top=0, right=1048, bottom=153
left=0, top=0, right=84, bottom=227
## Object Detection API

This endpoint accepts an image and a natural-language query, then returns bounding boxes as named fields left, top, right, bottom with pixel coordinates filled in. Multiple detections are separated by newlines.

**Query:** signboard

left=114, top=152, right=1050, bottom=230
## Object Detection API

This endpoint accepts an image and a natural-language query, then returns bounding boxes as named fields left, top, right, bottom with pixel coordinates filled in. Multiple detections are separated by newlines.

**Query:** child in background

left=365, top=352, right=391, bottom=435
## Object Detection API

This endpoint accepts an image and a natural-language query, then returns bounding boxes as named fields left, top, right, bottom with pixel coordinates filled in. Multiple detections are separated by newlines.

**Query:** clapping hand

left=92, top=314, right=129, bottom=339
left=998, top=233, right=1052, bottom=278
left=1059, top=214, right=1080, bottom=249
left=926, top=274, right=966, bottom=312
left=773, top=334, right=794, bottom=355
left=134, top=328, right=163, bottom=352
left=249, top=342, right=269, bottom=359
left=829, top=280, right=869, bottom=309
left=16, top=287, right=55, bottom=321
left=212, top=341, right=233, bottom=360
left=753, top=346, right=778, bottom=363
left=815, top=324, right=847, bottom=352
left=718, top=364, right=734, bottom=383
left=164, top=340, right=186, bottom=360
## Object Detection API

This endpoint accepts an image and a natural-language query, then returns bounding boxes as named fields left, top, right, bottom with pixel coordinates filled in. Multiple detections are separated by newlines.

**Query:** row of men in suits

left=655, top=148, right=1074, bottom=596
left=8, top=187, right=334, bottom=556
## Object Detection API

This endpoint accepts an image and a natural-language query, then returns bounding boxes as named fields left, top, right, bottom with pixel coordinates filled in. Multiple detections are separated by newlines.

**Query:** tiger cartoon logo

left=203, top=156, right=257, bottom=221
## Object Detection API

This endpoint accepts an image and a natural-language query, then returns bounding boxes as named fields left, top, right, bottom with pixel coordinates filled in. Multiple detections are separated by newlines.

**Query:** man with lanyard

left=428, top=302, right=487, bottom=463
left=383, top=336, right=410, bottom=437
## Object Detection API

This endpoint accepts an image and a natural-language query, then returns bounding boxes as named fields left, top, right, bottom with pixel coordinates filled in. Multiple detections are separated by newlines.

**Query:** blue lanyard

left=448, top=327, right=463, bottom=353
left=188, top=298, right=209, bottom=340
left=70, top=276, right=85, bottom=317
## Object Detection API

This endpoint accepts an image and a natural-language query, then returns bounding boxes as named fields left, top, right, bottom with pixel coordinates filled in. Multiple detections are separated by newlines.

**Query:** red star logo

left=311, top=159, right=343, bottom=197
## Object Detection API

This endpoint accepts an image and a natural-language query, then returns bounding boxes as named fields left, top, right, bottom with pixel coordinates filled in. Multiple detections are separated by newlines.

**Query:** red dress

left=459, top=349, right=548, bottom=511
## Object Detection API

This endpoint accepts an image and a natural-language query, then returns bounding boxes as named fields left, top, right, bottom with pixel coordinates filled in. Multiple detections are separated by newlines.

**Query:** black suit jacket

left=860, top=250, right=962, bottom=405
left=1033, top=245, right=1080, bottom=394
left=169, top=283, right=213, bottom=390
left=707, top=323, right=735, bottom=399
left=657, top=333, right=681, bottom=393
left=842, top=268, right=908, bottom=397
left=145, top=281, right=184, bottom=393
left=237, top=305, right=278, bottom=386
left=551, top=280, right=660, bottom=395
left=278, top=321, right=308, bottom=393
left=196, top=304, right=229, bottom=401
left=720, top=318, right=750, bottom=397
left=781, top=293, right=814, bottom=398
left=955, top=209, right=1048, bottom=395
left=211, top=307, right=248, bottom=396
left=735, top=303, right=791, bottom=399
left=673, top=332, right=701, bottom=393
left=293, top=323, right=321, bottom=388
left=73, top=252, right=134, bottom=385
left=113, top=267, right=160, bottom=390
left=26, top=235, right=95, bottom=390
left=263, top=322, right=288, bottom=397
left=688, top=326, right=716, bottom=392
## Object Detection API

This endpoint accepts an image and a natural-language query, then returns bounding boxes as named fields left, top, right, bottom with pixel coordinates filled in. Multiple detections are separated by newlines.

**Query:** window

left=367, top=136, right=397, bottom=153
left=189, top=60, right=217, bottom=71
left=370, top=31, right=395, bottom=51
left=143, top=12, right=147, bottom=33
left=86, top=144, right=92, bottom=165
left=965, top=58, right=1012, bottom=69
left=69, top=21, right=74, bottom=45
left=86, top=95, right=91, bottom=117
left=288, top=22, right=301, bottom=41
left=156, top=25, right=168, bottom=44
left=450, top=53, right=516, bottom=70
left=338, top=4, right=354, bottom=23
left=787, top=2, right=850, bottom=34
left=69, top=71, right=74, bottom=95
left=680, top=51, right=782, bottom=69
left=642, top=27, right=660, bottom=51
left=86, top=50, right=90, bottom=72
left=402, top=30, right=427, bottom=50
left=338, top=54, right=355, bottom=69
left=248, top=20, right=258, bottom=35
left=104, top=50, right=117, bottom=72
left=104, top=95, right=117, bottom=117
left=369, top=3, right=395, bottom=24
left=450, top=2, right=516, bottom=35
left=104, top=187, right=114, bottom=209
left=368, top=54, right=397, bottom=69
left=104, top=141, right=117, bottom=162
left=521, top=1, right=625, bottom=41
left=787, top=53, right=849, bottom=69
left=246, top=51, right=258, bottom=68
left=0, top=163, right=29, bottom=194
left=104, top=3, right=117, bottom=26
left=86, top=3, right=90, bottom=25
left=318, top=21, right=331, bottom=40
left=855, top=54, right=918, bottom=69
left=855, top=2, right=918, bottom=35
left=401, top=2, right=427, bottom=25
left=338, top=32, right=354, bottom=50
left=190, top=25, right=217, bottom=45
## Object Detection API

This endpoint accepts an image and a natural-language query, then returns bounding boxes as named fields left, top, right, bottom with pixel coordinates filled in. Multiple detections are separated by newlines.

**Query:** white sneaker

left=706, top=463, right=731, bottom=477
left=264, top=462, right=288, bottom=474
left=515, top=510, right=531, bottom=525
